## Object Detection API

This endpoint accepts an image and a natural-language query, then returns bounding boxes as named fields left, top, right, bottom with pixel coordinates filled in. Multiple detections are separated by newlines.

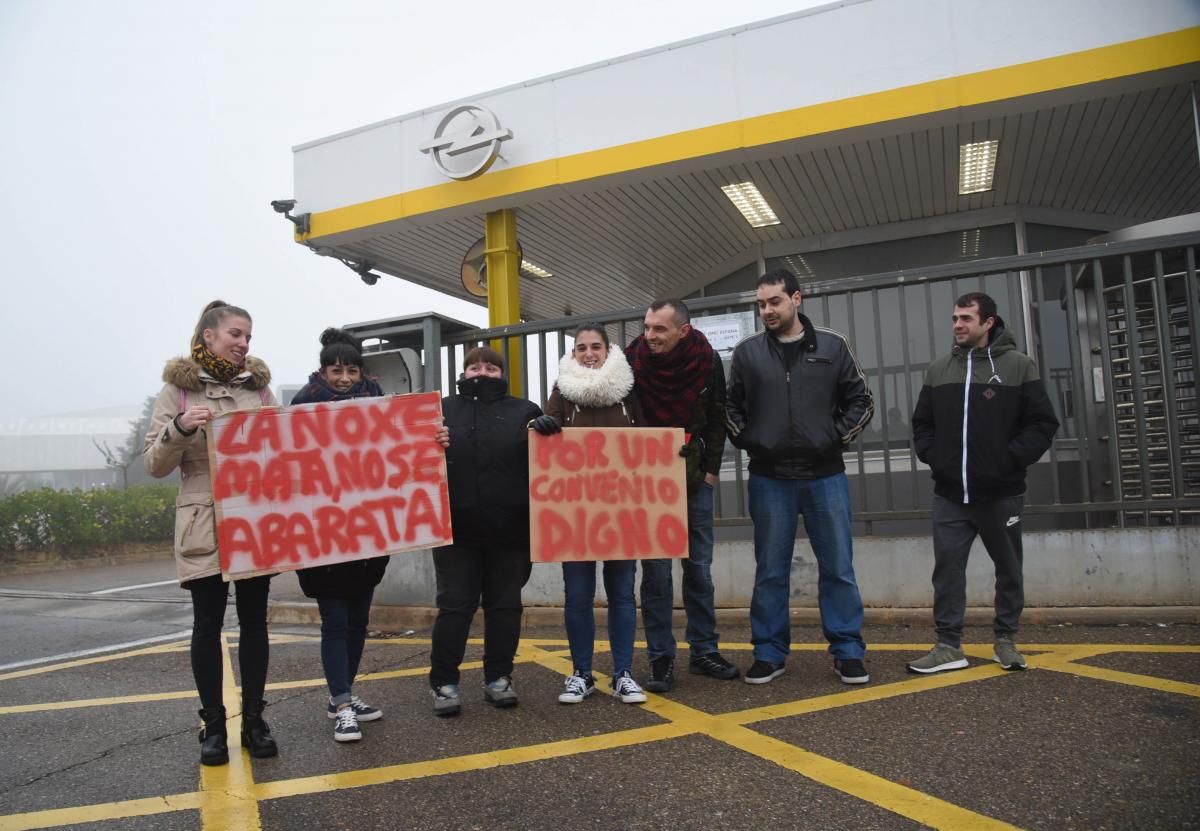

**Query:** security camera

left=360, top=272, right=380, bottom=286
left=270, top=199, right=297, bottom=214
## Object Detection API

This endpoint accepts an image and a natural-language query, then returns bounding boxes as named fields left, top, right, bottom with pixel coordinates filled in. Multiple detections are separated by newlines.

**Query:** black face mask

left=457, top=374, right=508, bottom=399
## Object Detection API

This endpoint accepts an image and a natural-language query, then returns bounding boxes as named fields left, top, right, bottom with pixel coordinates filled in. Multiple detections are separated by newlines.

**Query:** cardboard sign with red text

left=207, top=392, right=452, bottom=580
left=529, top=427, right=688, bottom=563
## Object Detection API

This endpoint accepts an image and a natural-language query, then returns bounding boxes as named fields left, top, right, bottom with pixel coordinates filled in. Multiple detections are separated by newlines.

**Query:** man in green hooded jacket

left=907, top=292, right=1059, bottom=675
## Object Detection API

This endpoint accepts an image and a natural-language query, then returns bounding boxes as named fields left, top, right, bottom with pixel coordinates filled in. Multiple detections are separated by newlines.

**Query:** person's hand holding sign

left=176, top=406, right=213, bottom=434
left=435, top=423, right=450, bottom=448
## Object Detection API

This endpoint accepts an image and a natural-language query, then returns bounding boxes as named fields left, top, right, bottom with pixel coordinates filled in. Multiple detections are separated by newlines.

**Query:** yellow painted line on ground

left=523, top=643, right=1019, bottom=830
left=708, top=721, right=1023, bottom=831
left=727, top=663, right=1009, bottom=725
left=1040, top=660, right=1200, bottom=698
left=252, top=722, right=692, bottom=801
left=197, top=632, right=261, bottom=831
left=0, top=641, right=188, bottom=682
left=0, top=792, right=201, bottom=831
left=0, top=689, right=197, bottom=715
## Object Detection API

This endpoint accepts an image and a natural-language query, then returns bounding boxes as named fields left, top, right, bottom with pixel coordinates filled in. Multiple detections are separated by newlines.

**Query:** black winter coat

left=442, top=375, right=543, bottom=546
left=726, top=315, right=874, bottom=479
left=291, top=375, right=389, bottom=600
left=911, top=319, right=1059, bottom=503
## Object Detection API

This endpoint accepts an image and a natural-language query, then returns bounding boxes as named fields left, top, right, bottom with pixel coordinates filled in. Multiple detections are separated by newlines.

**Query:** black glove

left=530, top=415, right=562, bottom=435
left=679, top=442, right=695, bottom=457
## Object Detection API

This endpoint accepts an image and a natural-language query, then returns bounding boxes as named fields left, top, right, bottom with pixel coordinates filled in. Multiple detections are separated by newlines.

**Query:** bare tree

left=92, top=437, right=133, bottom=489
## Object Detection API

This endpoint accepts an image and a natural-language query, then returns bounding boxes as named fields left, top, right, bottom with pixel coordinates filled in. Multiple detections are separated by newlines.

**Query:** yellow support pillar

left=484, top=208, right=523, bottom=397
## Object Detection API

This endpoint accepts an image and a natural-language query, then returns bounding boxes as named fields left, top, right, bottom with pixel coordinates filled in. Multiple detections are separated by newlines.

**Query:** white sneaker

left=558, top=671, right=596, bottom=704
left=611, top=671, right=647, bottom=704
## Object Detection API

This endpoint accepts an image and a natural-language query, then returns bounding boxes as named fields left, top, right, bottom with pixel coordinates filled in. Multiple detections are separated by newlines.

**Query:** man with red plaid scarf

left=625, top=299, right=739, bottom=691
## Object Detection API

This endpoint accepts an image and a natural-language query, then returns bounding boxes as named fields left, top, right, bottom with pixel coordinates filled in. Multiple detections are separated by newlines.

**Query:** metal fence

left=438, top=232, right=1200, bottom=534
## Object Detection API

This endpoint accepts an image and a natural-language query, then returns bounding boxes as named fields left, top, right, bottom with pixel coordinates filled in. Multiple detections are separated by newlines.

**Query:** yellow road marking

left=727, top=664, right=1009, bottom=725
left=0, top=640, right=187, bottom=682
left=197, top=632, right=261, bottom=831
left=1040, top=660, right=1200, bottom=698
left=252, top=722, right=692, bottom=801
left=0, top=793, right=201, bottom=831
left=0, top=690, right=197, bottom=715
left=3, top=637, right=1198, bottom=830
left=523, top=644, right=1020, bottom=829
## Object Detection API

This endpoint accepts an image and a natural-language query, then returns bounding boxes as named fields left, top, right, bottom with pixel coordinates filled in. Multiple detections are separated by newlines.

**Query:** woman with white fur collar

left=544, top=323, right=648, bottom=705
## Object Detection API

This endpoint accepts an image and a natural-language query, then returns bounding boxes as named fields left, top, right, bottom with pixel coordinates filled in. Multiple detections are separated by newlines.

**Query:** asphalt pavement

left=0, top=558, right=1197, bottom=831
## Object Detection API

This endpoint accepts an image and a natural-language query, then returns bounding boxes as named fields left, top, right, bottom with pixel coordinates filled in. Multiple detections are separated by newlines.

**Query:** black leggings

left=187, top=574, right=271, bottom=711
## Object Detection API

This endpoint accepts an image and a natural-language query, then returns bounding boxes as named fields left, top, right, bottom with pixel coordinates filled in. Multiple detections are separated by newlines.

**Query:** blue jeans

left=562, top=559, right=637, bottom=675
left=317, top=591, right=375, bottom=705
left=748, top=472, right=865, bottom=663
left=640, top=480, right=718, bottom=661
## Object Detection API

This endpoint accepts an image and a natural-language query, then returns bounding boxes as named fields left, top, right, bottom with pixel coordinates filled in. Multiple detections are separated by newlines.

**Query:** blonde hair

left=191, top=300, right=252, bottom=350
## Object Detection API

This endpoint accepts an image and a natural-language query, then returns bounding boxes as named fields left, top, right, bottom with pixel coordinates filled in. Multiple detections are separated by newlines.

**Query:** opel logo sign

left=418, top=104, right=513, bottom=181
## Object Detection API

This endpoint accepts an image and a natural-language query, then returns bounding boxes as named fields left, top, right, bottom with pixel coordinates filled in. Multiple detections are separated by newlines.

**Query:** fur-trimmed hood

left=555, top=346, right=634, bottom=409
left=162, top=355, right=272, bottom=392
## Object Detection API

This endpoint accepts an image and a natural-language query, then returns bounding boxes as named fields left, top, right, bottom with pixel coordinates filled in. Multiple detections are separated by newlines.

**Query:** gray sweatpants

left=930, top=494, right=1025, bottom=648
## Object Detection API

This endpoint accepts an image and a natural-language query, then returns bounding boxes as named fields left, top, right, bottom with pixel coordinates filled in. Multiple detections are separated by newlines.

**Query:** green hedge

left=0, top=485, right=178, bottom=554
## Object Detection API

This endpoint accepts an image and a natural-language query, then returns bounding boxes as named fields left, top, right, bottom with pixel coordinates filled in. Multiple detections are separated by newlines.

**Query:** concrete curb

left=268, top=601, right=1200, bottom=630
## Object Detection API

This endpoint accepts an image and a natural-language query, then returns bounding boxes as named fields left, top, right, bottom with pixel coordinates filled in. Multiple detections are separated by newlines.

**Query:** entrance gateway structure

left=281, top=0, right=1200, bottom=611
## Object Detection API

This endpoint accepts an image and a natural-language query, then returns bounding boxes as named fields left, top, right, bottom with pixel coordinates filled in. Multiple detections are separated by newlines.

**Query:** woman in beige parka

left=144, top=300, right=279, bottom=766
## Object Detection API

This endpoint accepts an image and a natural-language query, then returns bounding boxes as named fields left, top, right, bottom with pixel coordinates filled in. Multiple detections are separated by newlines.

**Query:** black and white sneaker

left=611, top=671, right=647, bottom=704
left=332, top=706, right=361, bottom=742
left=327, top=695, right=383, bottom=722
left=558, top=671, right=596, bottom=704
left=744, top=660, right=786, bottom=685
left=833, top=658, right=870, bottom=685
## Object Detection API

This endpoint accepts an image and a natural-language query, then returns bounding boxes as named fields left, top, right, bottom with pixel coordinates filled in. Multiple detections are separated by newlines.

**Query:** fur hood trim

left=162, top=356, right=272, bottom=392
left=555, top=346, right=634, bottom=408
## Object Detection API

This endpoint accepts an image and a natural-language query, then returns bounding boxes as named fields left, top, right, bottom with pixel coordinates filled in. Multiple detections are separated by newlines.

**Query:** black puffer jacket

left=726, top=315, right=874, bottom=479
left=291, top=376, right=389, bottom=600
left=443, top=375, right=543, bottom=546
left=911, top=319, right=1059, bottom=503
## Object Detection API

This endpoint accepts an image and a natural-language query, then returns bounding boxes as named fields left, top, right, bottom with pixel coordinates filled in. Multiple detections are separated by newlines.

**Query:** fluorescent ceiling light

left=521, top=259, right=553, bottom=279
left=783, top=254, right=813, bottom=277
left=959, top=140, right=999, bottom=195
left=721, top=182, right=781, bottom=228
left=960, top=229, right=981, bottom=258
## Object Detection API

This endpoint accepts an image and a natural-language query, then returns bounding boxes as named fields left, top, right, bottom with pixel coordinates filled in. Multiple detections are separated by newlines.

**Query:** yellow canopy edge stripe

left=300, top=26, right=1200, bottom=241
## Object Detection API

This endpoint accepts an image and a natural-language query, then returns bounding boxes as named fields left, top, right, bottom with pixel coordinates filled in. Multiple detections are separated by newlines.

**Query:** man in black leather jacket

left=726, top=269, right=874, bottom=686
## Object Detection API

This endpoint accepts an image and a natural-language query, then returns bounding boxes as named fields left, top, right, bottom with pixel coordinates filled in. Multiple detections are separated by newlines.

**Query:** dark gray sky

left=0, top=0, right=818, bottom=418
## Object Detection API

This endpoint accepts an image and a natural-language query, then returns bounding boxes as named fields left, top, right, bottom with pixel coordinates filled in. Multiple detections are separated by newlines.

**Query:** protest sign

left=207, top=392, right=451, bottom=580
left=529, top=427, right=688, bottom=563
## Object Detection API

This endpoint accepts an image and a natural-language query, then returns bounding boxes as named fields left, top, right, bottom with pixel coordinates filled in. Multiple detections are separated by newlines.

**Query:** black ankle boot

left=241, top=700, right=278, bottom=758
left=198, top=706, right=229, bottom=766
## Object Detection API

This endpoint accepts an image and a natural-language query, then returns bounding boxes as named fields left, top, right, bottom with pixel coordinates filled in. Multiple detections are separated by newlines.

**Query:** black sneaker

left=833, top=658, right=870, bottom=685
left=744, top=660, right=785, bottom=685
left=643, top=656, right=674, bottom=692
left=689, top=652, right=740, bottom=680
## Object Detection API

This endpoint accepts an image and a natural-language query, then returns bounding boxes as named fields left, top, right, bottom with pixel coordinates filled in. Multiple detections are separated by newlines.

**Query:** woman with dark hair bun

left=291, top=327, right=387, bottom=743
left=291, top=328, right=384, bottom=403
left=144, top=299, right=279, bottom=766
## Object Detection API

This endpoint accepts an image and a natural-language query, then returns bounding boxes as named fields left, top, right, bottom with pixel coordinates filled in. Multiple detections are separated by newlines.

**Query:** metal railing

left=438, top=231, right=1200, bottom=533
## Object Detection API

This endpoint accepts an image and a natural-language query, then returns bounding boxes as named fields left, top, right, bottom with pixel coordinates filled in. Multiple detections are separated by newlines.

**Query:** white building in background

left=0, top=405, right=141, bottom=492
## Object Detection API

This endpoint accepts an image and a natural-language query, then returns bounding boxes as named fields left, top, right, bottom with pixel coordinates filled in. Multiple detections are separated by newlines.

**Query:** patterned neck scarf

left=192, top=341, right=244, bottom=383
left=624, top=328, right=714, bottom=427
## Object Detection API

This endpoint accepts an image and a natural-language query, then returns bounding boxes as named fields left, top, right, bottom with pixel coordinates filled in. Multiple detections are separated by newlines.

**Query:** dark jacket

left=443, top=375, right=543, bottom=546
left=911, top=319, right=1059, bottom=503
left=291, top=373, right=389, bottom=599
left=725, top=315, right=874, bottom=479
